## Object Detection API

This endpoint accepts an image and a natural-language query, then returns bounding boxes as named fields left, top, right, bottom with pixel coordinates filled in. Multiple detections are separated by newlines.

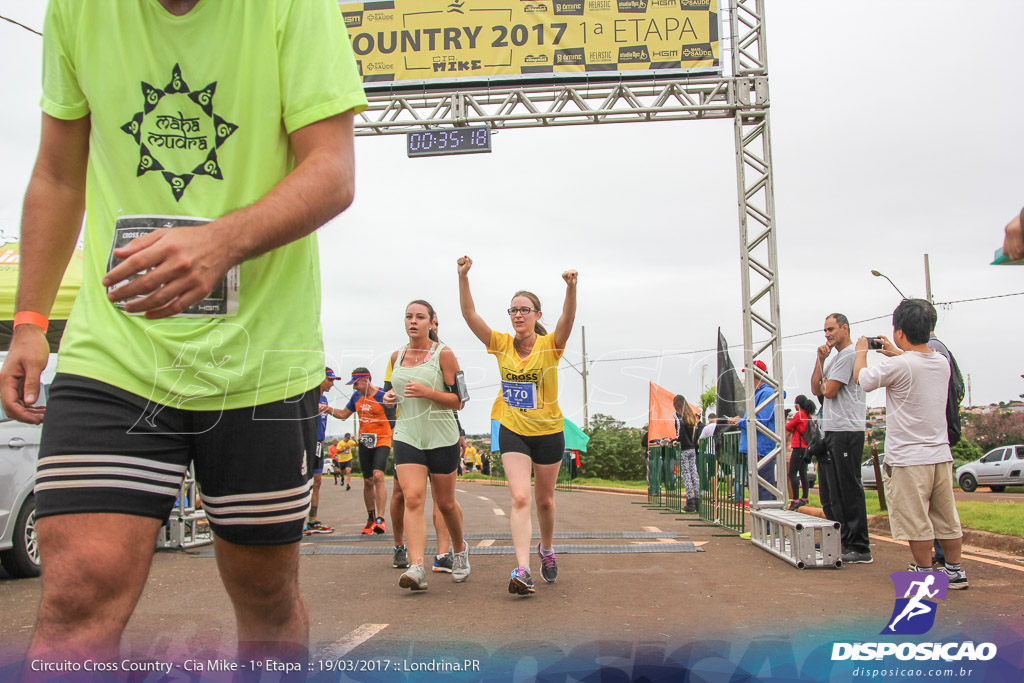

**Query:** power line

left=582, top=291, right=1024, bottom=365
left=1, top=15, right=41, bottom=36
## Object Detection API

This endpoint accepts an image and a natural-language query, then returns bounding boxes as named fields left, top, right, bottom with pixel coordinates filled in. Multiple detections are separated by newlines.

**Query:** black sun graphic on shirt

left=120, top=63, right=239, bottom=201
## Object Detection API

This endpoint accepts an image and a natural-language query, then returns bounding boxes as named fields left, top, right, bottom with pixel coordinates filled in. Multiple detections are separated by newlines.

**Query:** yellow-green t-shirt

left=41, top=0, right=367, bottom=410
left=487, top=330, right=564, bottom=436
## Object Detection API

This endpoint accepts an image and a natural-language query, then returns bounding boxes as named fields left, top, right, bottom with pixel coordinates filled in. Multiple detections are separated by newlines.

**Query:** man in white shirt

left=854, top=299, right=967, bottom=589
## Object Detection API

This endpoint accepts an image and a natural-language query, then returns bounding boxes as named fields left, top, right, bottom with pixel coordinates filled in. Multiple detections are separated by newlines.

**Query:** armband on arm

left=446, top=371, right=470, bottom=403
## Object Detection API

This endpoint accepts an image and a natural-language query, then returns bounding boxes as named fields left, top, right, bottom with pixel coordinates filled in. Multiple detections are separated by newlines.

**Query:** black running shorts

left=392, top=440, right=460, bottom=475
left=35, top=374, right=318, bottom=545
left=309, top=441, right=325, bottom=475
left=498, top=425, right=565, bottom=465
left=358, top=445, right=391, bottom=478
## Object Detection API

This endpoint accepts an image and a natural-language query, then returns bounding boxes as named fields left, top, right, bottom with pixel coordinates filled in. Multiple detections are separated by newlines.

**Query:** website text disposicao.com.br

left=851, top=665, right=980, bottom=678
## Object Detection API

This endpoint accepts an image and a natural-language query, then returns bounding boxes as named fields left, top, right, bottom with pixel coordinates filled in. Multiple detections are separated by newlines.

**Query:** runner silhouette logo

left=881, top=571, right=949, bottom=636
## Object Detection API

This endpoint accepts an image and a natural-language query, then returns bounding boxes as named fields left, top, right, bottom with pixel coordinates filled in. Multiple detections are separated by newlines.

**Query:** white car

left=0, top=402, right=42, bottom=578
left=956, top=445, right=1024, bottom=493
left=861, top=457, right=879, bottom=489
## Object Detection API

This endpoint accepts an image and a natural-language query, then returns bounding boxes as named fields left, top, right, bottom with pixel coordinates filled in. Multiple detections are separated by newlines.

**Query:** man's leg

left=310, top=472, right=323, bottom=522
left=391, top=472, right=405, bottom=545
left=831, top=431, right=870, bottom=554
left=214, top=536, right=308, bottom=660
left=373, top=469, right=387, bottom=524
left=29, top=514, right=162, bottom=662
left=816, top=454, right=837, bottom=520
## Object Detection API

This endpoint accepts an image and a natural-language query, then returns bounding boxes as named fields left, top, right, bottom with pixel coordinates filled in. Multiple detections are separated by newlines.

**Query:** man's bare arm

left=0, top=114, right=90, bottom=422
left=105, top=110, right=357, bottom=318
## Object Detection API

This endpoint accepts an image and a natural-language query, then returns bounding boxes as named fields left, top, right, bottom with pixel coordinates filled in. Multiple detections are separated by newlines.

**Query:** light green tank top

left=390, top=342, right=461, bottom=450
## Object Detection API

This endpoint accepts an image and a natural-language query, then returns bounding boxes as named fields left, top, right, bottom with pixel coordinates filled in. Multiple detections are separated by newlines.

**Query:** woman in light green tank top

left=383, top=300, right=469, bottom=590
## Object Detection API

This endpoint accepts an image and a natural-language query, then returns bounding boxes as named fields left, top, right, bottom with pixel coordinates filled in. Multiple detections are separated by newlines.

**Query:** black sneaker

left=841, top=550, right=874, bottom=564
left=432, top=552, right=454, bottom=573
left=392, top=545, right=410, bottom=569
left=537, top=543, right=557, bottom=583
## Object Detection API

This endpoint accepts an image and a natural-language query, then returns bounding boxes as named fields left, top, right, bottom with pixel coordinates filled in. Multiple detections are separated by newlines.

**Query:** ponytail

left=408, top=299, right=442, bottom=344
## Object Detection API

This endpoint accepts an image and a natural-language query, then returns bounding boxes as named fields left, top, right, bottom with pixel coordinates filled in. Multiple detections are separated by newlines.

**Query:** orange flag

left=648, top=381, right=678, bottom=442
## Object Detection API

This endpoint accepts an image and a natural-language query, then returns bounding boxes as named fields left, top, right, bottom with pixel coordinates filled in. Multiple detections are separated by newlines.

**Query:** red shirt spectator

left=786, top=410, right=810, bottom=448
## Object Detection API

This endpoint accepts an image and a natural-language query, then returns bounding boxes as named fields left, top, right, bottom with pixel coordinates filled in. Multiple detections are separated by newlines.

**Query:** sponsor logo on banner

left=343, top=11, right=363, bottom=28
left=524, top=54, right=550, bottom=64
left=618, top=45, right=651, bottom=63
left=882, top=571, right=948, bottom=636
left=554, top=1, right=585, bottom=14
left=652, top=0, right=676, bottom=7
left=589, top=50, right=614, bottom=62
left=588, top=0, right=612, bottom=9
left=555, top=48, right=586, bottom=65
left=366, top=11, right=395, bottom=22
left=681, top=43, right=714, bottom=60
left=678, top=0, right=712, bottom=8
left=523, top=3, right=549, bottom=13
left=830, top=572, right=997, bottom=663
left=616, top=0, right=649, bottom=13
left=653, top=49, right=679, bottom=58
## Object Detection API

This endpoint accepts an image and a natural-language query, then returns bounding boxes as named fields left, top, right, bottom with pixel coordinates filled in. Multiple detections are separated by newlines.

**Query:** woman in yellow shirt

left=457, top=256, right=578, bottom=595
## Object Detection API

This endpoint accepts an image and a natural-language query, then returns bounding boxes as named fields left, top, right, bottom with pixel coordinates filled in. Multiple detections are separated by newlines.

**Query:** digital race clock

left=406, top=126, right=491, bottom=158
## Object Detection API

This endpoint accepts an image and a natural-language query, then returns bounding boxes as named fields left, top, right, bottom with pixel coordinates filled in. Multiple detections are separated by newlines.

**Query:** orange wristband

left=13, top=311, right=49, bottom=333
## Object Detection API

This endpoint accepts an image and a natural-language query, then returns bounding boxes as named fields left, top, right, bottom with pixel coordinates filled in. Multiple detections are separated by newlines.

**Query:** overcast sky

left=2, top=1, right=1022, bottom=437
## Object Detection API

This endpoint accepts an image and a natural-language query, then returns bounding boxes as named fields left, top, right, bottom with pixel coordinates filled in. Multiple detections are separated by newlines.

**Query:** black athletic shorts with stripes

left=35, top=374, right=318, bottom=545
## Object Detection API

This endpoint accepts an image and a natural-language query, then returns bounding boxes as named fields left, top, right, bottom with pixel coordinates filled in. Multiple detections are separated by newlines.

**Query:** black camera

left=867, top=337, right=883, bottom=350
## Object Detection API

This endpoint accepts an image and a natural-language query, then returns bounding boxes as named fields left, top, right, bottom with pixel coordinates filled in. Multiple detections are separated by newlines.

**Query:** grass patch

left=567, top=477, right=647, bottom=490
left=954, top=501, right=1024, bottom=536
left=804, top=493, right=1024, bottom=537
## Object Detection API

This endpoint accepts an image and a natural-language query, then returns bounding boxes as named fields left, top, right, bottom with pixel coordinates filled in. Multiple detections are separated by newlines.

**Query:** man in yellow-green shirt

left=0, top=0, right=366, bottom=664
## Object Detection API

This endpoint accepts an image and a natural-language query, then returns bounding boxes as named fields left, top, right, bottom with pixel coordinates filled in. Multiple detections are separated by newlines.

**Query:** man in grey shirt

left=811, top=313, right=872, bottom=564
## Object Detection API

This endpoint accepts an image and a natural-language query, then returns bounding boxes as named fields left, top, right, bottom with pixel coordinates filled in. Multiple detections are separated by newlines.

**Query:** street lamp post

left=870, top=269, right=908, bottom=299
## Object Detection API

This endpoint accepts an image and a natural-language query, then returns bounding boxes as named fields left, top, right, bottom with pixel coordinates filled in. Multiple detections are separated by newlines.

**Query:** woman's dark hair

left=673, top=395, right=697, bottom=429
left=795, top=394, right=816, bottom=415
left=407, top=300, right=439, bottom=342
left=511, top=290, right=546, bottom=355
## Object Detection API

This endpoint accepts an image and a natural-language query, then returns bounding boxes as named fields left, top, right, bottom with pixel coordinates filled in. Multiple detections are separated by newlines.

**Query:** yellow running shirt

left=487, top=330, right=563, bottom=436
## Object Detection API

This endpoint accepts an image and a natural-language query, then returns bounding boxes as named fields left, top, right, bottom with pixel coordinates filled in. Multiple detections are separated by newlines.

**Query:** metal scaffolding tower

left=352, top=0, right=793, bottom=546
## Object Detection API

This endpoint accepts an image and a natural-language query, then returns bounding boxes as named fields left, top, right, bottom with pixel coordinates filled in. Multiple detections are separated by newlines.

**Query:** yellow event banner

left=338, top=0, right=720, bottom=87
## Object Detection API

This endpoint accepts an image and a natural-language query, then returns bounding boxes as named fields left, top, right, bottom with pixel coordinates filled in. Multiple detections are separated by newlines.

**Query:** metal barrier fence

left=485, top=451, right=580, bottom=492
left=487, top=454, right=506, bottom=487
left=697, top=432, right=747, bottom=534
left=645, top=444, right=682, bottom=510
left=555, top=450, right=579, bottom=492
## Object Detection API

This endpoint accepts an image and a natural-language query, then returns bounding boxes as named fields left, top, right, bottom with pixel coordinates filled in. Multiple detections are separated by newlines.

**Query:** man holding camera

left=853, top=299, right=967, bottom=588
left=811, top=313, right=873, bottom=564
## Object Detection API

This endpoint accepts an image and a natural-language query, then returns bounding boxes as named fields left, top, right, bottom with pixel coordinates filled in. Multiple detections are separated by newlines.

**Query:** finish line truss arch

left=354, top=0, right=793, bottom=552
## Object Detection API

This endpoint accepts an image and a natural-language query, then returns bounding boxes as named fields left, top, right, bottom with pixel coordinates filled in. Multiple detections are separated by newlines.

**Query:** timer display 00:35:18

left=406, top=127, right=491, bottom=158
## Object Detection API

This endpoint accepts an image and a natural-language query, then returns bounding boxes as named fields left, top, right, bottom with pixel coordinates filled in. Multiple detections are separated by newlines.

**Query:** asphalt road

left=1, top=479, right=1022, bottom=675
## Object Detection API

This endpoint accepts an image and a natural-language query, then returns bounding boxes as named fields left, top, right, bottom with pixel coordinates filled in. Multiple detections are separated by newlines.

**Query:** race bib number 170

left=502, top=380, right=537, bottom=410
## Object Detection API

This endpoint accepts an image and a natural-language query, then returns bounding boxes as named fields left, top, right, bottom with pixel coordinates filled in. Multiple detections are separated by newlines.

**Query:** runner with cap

left=304, top=368, right=343, bottom=534
left=336, top=432, right=355, bottom=490
left=328, top=368, right=394, bottom=534
left=383, top=300, right=469, bottom=590
left=458, top=256, right=578, bottom=596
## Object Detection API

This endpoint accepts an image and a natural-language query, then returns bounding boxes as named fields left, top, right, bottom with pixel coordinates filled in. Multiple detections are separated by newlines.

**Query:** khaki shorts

left=881, top=462, right=962, bottom=542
